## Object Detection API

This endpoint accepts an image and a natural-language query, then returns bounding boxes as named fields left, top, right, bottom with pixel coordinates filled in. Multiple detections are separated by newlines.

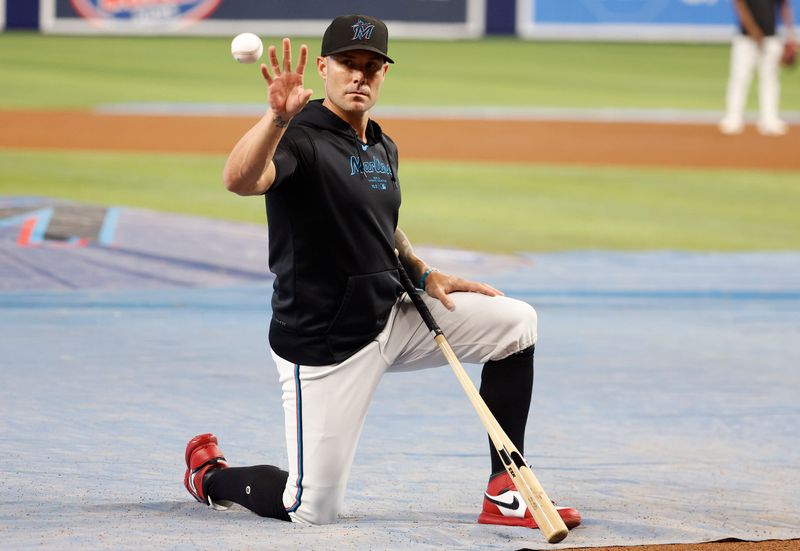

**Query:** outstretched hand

left=261, top=38, right=313, bottom=123
left=423, top=270, right=504, bottom=311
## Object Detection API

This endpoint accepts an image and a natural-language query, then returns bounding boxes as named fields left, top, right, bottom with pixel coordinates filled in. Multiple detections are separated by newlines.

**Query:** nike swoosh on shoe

left=484, top=490, right=526, bottom=517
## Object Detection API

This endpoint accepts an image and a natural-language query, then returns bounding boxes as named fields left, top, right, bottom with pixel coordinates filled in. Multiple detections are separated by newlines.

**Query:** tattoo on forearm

left=273, top=115, right=289, bottom=128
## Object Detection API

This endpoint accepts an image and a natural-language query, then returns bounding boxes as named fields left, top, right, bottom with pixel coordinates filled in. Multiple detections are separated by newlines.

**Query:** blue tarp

left=1, top=201, right=798, bottom=549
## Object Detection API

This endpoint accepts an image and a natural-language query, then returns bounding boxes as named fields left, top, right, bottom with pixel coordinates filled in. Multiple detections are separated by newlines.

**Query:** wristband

left=419, top=267, right=438, bottom=290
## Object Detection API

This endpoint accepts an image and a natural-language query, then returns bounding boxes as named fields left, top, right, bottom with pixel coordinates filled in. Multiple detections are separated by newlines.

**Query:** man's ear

left=317, top=56, right=327, bottom=79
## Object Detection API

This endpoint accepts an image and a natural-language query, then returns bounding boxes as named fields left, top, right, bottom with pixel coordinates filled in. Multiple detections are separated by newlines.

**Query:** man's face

left=318, top=50, right=389, bottom=115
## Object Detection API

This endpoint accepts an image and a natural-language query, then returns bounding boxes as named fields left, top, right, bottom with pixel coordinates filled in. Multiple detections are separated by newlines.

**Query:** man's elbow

left=224, top=178, right=247, bottom=196
left=223, top=169, right=254, bottom=196
left=222, top=161, right=273, bottom=196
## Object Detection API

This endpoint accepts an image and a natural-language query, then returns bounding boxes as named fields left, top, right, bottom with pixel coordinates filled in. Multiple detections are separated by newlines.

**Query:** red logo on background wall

left=69, top=0, right=222, bottom=30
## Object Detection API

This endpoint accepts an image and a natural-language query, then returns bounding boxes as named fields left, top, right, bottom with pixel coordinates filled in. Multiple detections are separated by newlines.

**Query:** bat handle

left=395, top=257, right=442, bottom=337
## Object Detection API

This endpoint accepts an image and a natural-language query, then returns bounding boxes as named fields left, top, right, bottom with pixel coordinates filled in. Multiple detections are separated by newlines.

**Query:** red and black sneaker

left=184, top=433, right=231, bottom=510
left=477, top=471, right=581, bottom=530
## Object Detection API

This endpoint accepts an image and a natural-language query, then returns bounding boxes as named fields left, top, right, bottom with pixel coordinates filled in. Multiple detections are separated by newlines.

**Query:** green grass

left=399, top=162, right=800, bottom=251
left=0, top=149, right=264, bottom=223
left=2, top=149, right=798, bottom=252
left=1, top=32, right=798, bottom=110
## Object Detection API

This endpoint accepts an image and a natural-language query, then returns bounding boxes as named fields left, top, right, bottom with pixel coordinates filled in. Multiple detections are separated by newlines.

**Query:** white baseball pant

left=272, top=291, right=537, bottom=525
left=722, top=34, right=785, bottom=129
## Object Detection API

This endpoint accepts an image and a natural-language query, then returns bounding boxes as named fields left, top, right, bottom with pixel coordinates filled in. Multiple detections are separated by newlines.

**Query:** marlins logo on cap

left=351, top=19, right=375, bottom=40
left=321, top=14, right=394, bottom=63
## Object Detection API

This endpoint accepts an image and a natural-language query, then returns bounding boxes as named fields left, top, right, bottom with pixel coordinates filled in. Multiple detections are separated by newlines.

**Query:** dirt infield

left=2, top=109, right=799, bottom=170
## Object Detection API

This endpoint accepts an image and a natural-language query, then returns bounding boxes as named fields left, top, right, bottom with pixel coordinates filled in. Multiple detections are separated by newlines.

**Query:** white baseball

left=231, top=33, right=263, bottom=64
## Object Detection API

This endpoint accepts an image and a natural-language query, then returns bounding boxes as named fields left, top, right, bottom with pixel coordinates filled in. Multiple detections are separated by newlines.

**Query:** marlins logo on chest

left=349, top=155, right=392, bottom=177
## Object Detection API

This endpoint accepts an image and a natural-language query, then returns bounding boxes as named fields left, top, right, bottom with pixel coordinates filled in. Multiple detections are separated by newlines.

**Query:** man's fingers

left=473, top=282, right=504, bottom=296
left=424, top=274, right=504, bottom=310
left=282, top=37, right=292, bottom=74
left=454, top=281, right=501, bottom=297
left=261, top=63, right=273, bottom=85
left=269, top=45, right=281, bottom=76
left=428, top=287, right=455, bottom=311
left=296, top=44, right=308, bottom=76
left=289, top=87, right=313, bottom=112
left=442, top=277, right=503, bottom=297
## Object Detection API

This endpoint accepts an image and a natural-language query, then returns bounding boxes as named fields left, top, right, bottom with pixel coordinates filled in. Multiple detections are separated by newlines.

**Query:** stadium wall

left=6, top=0, right=748, bottom=42
left=517, top=0, right=738, bottom=43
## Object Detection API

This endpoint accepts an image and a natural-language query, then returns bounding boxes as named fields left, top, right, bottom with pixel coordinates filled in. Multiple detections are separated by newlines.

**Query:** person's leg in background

left=757, top=36, right=788, bottom=135
left=721, top=34, right=759, bottom=134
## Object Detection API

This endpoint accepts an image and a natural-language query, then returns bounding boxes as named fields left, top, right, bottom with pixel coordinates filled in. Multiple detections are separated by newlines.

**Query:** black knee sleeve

left=480, top=345, right=534, bottom=475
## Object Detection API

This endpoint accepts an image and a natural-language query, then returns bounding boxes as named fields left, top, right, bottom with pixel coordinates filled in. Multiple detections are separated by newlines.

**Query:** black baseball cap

left=321, top=14, right=394, bottom=64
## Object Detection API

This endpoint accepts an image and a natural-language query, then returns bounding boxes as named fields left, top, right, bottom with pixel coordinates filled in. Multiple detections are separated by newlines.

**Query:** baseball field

left=1, top=33, right=799, bottom=252
left=2, top=32, right=800, bottom=551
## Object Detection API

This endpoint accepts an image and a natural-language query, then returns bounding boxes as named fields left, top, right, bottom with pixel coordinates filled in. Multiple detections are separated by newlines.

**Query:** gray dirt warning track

left=1, top=198, right=799, bottom=550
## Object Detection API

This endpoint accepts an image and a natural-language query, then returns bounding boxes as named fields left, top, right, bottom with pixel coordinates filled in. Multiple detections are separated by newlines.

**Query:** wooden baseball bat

left=395, top=260, right=569, bottom=544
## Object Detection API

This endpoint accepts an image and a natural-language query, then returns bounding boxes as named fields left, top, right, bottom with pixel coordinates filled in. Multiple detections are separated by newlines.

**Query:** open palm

left=261, top=38, right=313, bottom=120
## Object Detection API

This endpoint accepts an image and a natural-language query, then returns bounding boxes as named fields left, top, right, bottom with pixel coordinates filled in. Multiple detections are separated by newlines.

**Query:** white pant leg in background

left=722, top=34, right=759, bottom=128
left=757, top=36, right=785, bottom=128
left=274, top=292, right=537, bottom=525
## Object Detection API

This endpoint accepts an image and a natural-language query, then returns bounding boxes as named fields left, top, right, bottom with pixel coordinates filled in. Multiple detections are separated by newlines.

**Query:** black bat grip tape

left=396, top=259, right=443, bottom=336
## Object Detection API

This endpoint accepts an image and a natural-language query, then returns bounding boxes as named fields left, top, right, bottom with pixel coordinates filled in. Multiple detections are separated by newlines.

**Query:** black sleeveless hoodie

left=266, top=100, right=403, bottom=365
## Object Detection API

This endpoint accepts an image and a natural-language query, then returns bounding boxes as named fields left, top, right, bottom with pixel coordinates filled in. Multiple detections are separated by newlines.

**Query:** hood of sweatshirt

left=291, top=99, right=386, bottom=146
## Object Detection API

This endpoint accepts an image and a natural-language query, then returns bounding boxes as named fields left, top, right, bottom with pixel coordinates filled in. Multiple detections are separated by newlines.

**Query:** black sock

left=204, top=465, right=291, bottom=521
left=479, top=345, right=534, bottom=476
